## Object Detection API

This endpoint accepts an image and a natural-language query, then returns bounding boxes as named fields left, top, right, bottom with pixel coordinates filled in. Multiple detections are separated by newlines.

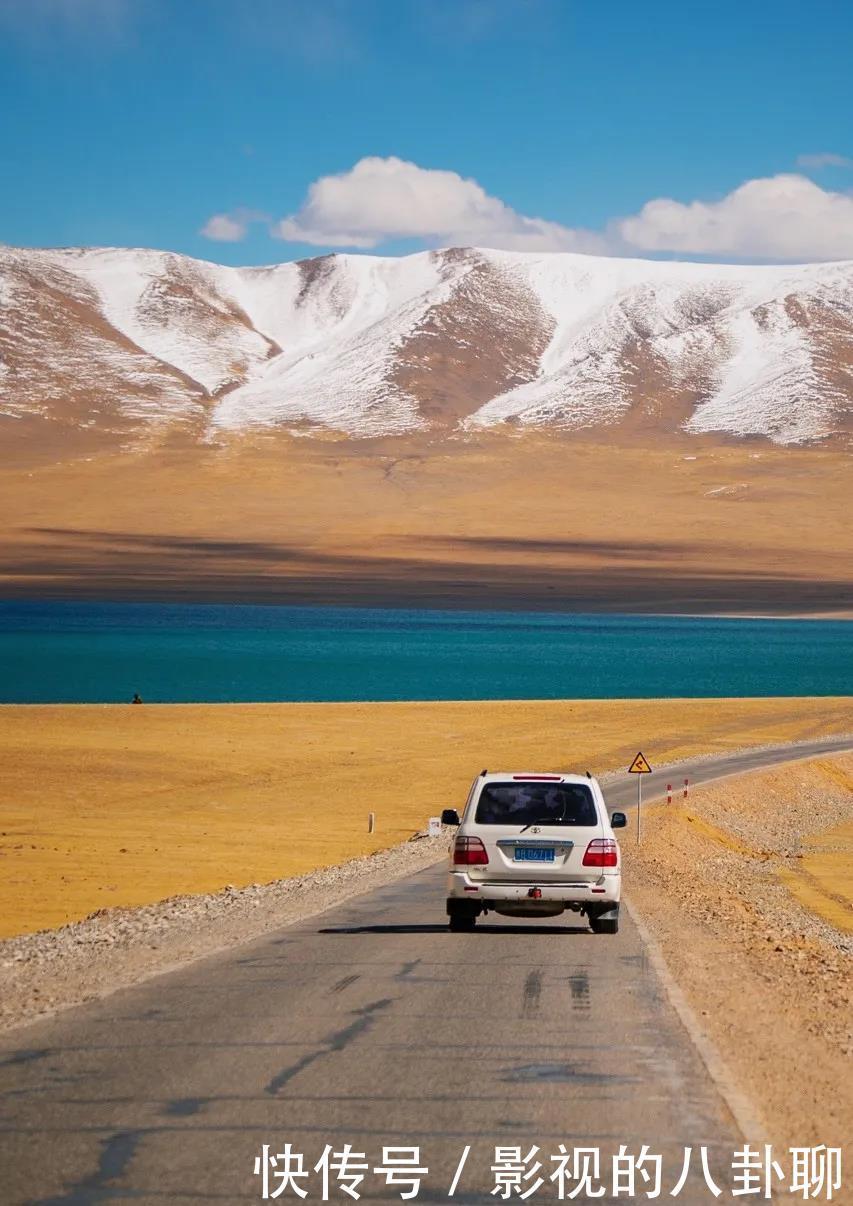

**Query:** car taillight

left=582, top=838, right=618, bottom=867
left=453, top=836, right=489, bottom=866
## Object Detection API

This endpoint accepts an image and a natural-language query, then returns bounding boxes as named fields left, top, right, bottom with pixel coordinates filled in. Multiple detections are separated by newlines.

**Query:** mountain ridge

left=2, top=243, right=852, bottom=446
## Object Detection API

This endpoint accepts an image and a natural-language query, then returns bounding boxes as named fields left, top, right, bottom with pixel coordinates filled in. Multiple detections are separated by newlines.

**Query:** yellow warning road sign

left=628, top=751, right=652, bottom=774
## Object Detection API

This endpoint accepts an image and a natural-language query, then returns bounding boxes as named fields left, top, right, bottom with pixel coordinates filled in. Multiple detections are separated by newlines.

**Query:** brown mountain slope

left=0, top=249, right=207, bottom=441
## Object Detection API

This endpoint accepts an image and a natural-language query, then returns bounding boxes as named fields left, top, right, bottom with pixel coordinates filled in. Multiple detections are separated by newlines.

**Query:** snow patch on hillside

left=212, top=252, right=449, bottom=435
left=466, top=251, right=853, bottom=442
left=60, top=248, right=274, bottom=396
left=3, top=244, right=851, bottom=442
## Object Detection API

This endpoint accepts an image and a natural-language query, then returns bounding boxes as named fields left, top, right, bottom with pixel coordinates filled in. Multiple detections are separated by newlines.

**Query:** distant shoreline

left=1, top=594, right=851, bottom=621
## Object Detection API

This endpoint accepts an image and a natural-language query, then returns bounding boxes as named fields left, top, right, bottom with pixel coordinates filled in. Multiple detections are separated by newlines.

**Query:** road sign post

left=628, top=751, right=652, bottom=844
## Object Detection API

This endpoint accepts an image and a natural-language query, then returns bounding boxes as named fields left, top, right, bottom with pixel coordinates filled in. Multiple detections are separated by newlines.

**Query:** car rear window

left=474, top=782, right=598, bottom=826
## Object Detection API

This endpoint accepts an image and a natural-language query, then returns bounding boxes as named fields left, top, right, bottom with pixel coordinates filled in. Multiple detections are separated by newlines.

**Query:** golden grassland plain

left=1, top=696, right=851, bottom=938
left=1, top=430, right=851, bottom=613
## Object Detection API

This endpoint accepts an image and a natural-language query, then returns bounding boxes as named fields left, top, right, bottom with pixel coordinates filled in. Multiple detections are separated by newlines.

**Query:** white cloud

left=201, top=213, right=249, bottom=242
left=272, top=156, right=605, bottom=253
left=796, top=152, right=853, bottom=170
left=200, top=208, right=268, bottom=243
left=210, top=160, right=853, bottom=263
left=616, top=174, right=853, bottom=260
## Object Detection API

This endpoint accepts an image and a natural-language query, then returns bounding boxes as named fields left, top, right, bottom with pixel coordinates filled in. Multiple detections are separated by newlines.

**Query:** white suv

left=442, top=771, right=627, bottom=933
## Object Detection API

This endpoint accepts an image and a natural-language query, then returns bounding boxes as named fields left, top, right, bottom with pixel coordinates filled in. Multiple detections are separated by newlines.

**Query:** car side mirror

left=441, top=808, right=460, bottom=826
left=610, top=811, right=627, bottom=829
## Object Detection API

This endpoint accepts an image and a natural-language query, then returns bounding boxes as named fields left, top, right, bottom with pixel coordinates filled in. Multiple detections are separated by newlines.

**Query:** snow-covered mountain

left=2, top=243, right=852, bottom=444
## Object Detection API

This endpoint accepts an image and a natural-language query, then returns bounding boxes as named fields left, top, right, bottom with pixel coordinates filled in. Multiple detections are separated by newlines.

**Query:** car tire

left=449, top=914, right=476, bottom=932
left=590, top=916, right=618, bottom=934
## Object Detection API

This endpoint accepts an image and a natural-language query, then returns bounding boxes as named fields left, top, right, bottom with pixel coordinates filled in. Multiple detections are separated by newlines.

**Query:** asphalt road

left=1, top=736, right=851, bottom=1205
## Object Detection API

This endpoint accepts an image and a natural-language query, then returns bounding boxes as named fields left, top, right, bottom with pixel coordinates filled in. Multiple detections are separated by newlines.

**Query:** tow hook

left=527, top=887, right=543, bottom=899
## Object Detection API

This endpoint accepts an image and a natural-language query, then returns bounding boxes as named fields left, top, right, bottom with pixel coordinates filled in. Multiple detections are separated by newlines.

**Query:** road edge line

left=622, top=892, right=768, bottom=1145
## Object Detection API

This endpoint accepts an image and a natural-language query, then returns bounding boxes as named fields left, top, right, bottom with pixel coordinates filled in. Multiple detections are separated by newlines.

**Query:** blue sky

left=1, top=0, right=852, bottom=263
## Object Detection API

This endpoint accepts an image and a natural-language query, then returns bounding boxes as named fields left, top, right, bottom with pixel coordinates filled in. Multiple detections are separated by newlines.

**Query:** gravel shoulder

left=622, top=754, right=853, bottom=1152
left=0, top=832, right=449, bottom=1034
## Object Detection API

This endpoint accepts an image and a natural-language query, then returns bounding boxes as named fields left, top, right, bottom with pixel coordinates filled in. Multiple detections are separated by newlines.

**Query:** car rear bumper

left=447, top=870, right=620, bottom=904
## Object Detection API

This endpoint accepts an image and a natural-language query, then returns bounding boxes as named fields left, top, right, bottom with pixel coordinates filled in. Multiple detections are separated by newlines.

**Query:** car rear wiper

left=519, top=815, right=563, bottom=834
left=519, top=796, right=571, bottom=832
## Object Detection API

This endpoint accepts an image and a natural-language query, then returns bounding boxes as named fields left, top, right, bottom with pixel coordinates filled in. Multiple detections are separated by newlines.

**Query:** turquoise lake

left=0, top=602, right=850, bottom=702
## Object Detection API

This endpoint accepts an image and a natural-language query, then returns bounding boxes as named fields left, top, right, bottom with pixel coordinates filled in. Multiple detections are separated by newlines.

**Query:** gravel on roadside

left=622, top=754, right=853, bottom=1151
left=0, top=831, right=450, bottom=1034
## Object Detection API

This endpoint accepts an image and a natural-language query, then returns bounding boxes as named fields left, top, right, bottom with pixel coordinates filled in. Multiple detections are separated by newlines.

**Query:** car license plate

left=514, top=846, right=555, bottom=862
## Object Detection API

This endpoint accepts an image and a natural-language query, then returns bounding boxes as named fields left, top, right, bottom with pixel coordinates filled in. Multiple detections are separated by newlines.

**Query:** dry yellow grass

left=1, top=696, right=850, bottom=938
left=680, top=811, right=760, bottom=857
left=779, top=818, right=853, bottom=934
left=776, top=760, right=853, bottom=933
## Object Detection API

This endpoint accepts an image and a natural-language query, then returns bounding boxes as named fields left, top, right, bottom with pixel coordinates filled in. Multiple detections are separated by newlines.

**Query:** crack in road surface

left=502, top=1061, right=637, bottom=1084
left=0, top=1048, right=51, bottom=1069
left=331, top=973, right=360, bottom=993
left=265, top=998, right=393, bottom=1096
left=34, top=1130, right=143, bottom=1205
